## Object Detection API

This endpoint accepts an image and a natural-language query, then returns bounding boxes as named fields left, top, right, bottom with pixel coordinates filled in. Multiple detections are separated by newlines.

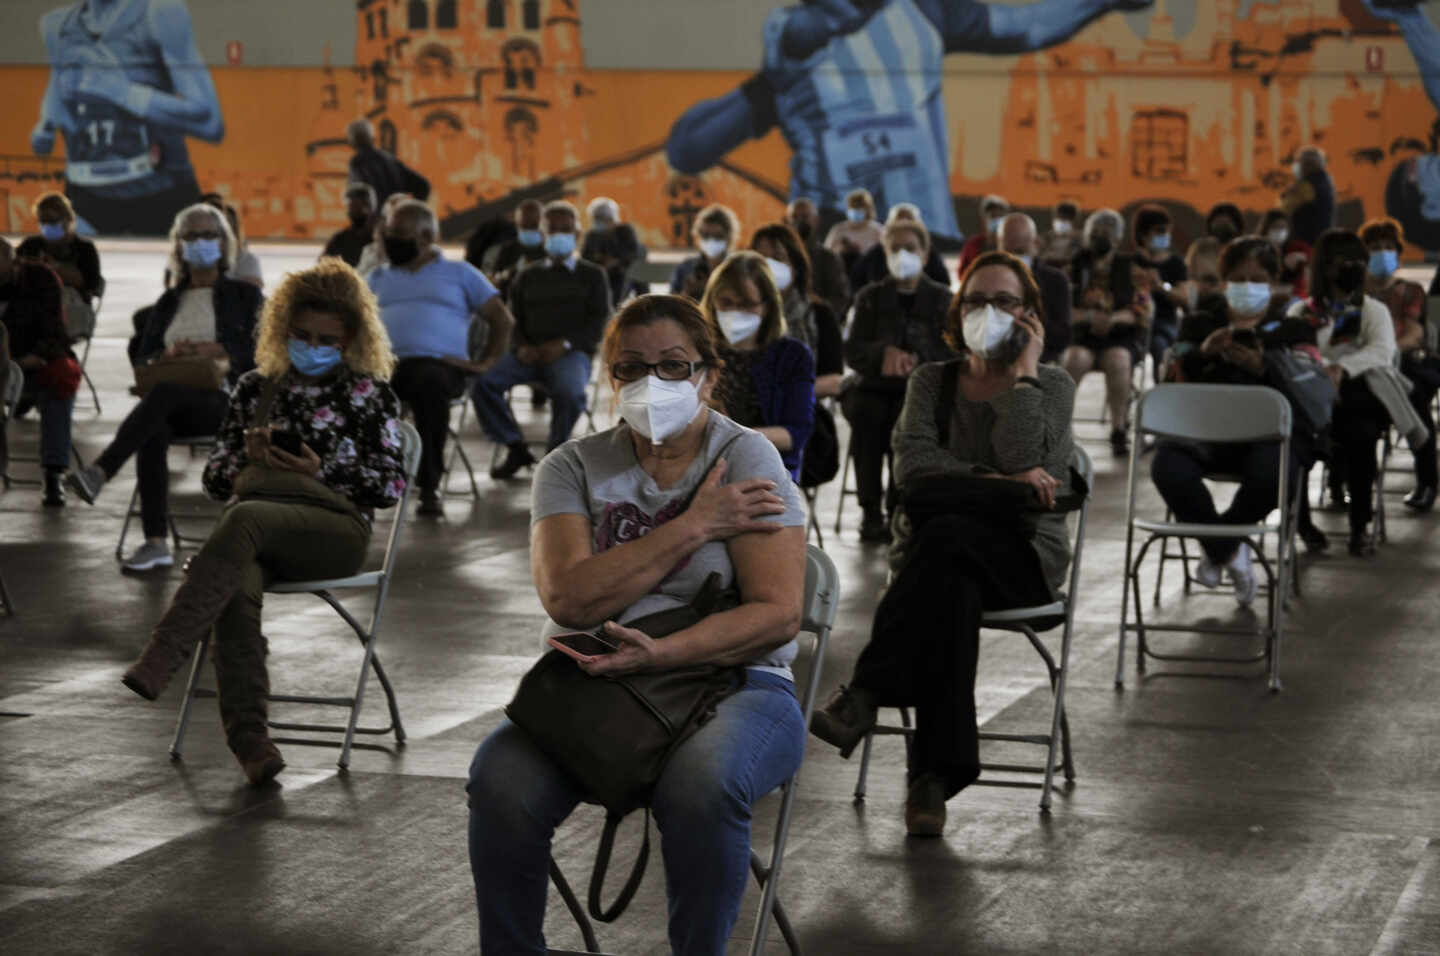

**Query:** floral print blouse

left=203, top=366, right=407, bottom=519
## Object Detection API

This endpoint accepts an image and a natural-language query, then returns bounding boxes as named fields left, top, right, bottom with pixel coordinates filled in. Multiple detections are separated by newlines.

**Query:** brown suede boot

left=214, top=629, right=285, bottom=786
left=122, top=553, right=246, bottom=701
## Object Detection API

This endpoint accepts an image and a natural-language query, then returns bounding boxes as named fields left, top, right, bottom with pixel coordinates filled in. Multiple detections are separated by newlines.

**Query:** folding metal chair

left=114, top=435, right=219, bottom=561
left=440, top=391, right=481, bottom=500
left=551, top=544, right=840, bottom=955
left=1, top=360, right=23, bottom=490
left=851, top=446, right=1095, bottom=813
left=75, top=280, right=105, bottom=415
left=169, top=421, right=423, bottom=770
left=800, top=484, right=825, bottom=549
left=1116, top=385, right=1294, bottom=692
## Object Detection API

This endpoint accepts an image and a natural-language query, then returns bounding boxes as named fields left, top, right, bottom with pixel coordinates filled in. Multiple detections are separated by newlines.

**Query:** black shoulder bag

left=901, top=361, right=1088, bottom=530
left=504, top=438, right=751, bottom=922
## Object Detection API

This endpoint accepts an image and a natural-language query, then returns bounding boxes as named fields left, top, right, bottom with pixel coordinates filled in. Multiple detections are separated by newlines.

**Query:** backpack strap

left=933, top=359, right=962, bottom=443
left=588, top=810, right=651, bottom=922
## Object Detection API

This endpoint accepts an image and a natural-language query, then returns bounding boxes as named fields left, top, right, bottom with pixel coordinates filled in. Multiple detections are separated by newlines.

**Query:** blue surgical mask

left=288, top=338, right=344, bottom=377
left=1368, top=249, right=1398, bottom=278
left=517, top=228, right=543, bottom=248
left=181, top=237, right=223, bottom=268
left=1148, top=233, right=1171, bottom=252
left=545, top=232, right=576, bottom=258
left=846, top=208, right=867, bottom=223
left=39, top=222, right=66, bottom=241
left=1225, top=281, right=1272, bottom=316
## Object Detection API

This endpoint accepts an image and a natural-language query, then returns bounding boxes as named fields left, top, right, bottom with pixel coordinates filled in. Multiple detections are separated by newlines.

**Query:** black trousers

left=841, top=387, right=905, bottom=510
left=1151, top=441, right=1284, bottom=564
left=96, top=383, right=228, bottom=539
left=1402, top=351, right=1440, bottom=489
left=391, top=357, right=466, bottom=494
left=850, top=512, right=1054, bottom=798
left=1329, top=377, right=1392, bottom=532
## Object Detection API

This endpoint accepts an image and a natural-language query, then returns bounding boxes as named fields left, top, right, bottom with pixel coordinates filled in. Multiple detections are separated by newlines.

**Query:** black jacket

left=349, top=146, right=430, bottom=205
left=133, top=276, right=262, bottom=384
left=845, top=275, right=956, bottom=390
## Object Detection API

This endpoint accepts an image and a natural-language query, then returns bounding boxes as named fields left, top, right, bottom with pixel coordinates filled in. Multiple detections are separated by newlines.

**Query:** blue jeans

left=466, top=670, right=805, bottom=955
left=471, top=350, right=591, bottom=451
left=23, top=374, right=75, bottom=470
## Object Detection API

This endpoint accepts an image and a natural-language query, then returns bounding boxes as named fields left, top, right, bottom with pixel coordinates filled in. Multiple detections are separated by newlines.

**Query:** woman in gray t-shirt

left=467, top=294, right=808, bottom=953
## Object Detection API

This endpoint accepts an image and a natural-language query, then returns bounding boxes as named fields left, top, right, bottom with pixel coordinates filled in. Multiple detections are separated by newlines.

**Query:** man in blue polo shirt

left=369, top=199, right=514, bottom=514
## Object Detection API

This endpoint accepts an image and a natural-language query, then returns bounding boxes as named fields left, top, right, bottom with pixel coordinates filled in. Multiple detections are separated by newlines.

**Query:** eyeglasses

left=958, top=293, right=1025, bottom=313
left=611, top=359, right=704, bottom=383
left=291, top=329, right=346, bottom=348
left=180, top=230, right=221, bottom=241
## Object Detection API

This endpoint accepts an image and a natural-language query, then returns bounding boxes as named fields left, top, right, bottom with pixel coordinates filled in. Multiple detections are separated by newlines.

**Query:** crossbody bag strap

left=933, top=359, right=962, bottom=442
left=252, top=375, right=281, bottom=429
left=588, top=810, right=651, bottom=922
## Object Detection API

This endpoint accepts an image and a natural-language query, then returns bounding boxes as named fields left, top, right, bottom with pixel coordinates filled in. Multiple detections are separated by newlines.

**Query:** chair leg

left=116, top=483, right=141, bottom=561
left=853, top=729, right=874, bottom=803
left=169, top=631, right=212, bottom=759
left=833, top=442, right=852, bottom=535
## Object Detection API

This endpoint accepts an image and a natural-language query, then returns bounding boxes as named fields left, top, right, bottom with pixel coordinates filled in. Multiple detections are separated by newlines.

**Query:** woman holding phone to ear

left=117, top=258, right=408, bottom=786
left=466, top=293, right=808, bottom=954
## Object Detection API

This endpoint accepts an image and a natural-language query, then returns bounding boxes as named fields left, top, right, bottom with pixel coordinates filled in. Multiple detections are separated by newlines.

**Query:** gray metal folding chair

left=551, top=544, right=840, bottom=955
left=1116, top=385, right=1294, bottom=692
left=1, top=360, right=23, bottom=490
left=440, top=391, right=481, bottom=500
left=852, top=445, right=1095, bottom=813
left=169, top=421, right=423, bottom=770
left=115, top=435, right=219, bottom=561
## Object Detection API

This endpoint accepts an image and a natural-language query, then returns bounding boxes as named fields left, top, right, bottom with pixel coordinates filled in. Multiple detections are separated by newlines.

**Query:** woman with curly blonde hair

left=118, top=258, right=409, bottom=785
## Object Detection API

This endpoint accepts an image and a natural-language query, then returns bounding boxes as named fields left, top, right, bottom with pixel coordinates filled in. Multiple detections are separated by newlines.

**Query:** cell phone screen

left=270, top=429, right=303, bottom=456
left=550, top=630, right=618, bottom=658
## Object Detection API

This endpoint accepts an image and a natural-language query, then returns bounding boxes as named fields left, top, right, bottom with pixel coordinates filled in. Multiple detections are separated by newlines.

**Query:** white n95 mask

left=716, top=309, right=762, bottom=344
left=887, top=249, right=923, bottom=280
left=698, top=237, right=728, bottom=259
left=962, top=304, right=1017, bottom=357
left=618, top=375, right=702, bottom=444
left=763, top=257, right=793, bottom=292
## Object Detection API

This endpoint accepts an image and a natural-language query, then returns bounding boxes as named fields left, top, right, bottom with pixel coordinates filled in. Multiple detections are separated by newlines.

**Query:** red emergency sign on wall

left=226, top=41, right=243, bottom=66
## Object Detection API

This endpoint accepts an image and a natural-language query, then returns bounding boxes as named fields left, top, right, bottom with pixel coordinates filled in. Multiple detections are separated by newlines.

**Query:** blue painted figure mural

left=1366, top=0, right=1440, bottom=251
left=30, top=0, right=223, bottom=236
left=666, top=0, right=1154, bottom=242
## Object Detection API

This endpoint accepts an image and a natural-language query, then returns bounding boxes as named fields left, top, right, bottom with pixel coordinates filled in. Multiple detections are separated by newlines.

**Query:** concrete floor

left=2, top=241, right=1439, bottom=955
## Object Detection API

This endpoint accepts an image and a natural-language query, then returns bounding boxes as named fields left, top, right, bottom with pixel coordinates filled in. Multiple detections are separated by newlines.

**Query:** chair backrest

left=1136, top=384, right=1291, bottom=444
left=1427, top=297, right=1440, bottom=353
left=1062, top=444, right=1095, bottom=603
left=377, top=421, right=425, bottom=576
left=801, top=544, right=840, bottom=637
left=3, top=361, right=22, bottom=418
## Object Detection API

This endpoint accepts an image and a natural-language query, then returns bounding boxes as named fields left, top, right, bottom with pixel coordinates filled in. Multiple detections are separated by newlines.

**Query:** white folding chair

left=1116, top=385, right=1294, bottom=692
left=851, top=446, right=1095, bottom=813
left=115, top=435, right=220, bottom=561
left=169, top=421, right=423, bottom=770
left=551, top=545, right=840, bottom=955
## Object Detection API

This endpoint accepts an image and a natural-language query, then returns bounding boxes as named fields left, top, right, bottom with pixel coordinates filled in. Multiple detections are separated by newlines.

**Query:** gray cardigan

left=889, top=361, right=1077, bottom=590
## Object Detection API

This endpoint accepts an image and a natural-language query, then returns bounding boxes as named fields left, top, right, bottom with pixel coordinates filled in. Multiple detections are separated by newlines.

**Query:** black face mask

left=1334, top=261, right=1367, bottom=295
left=1089, top=235, right=1113, bottom=257
left=1210, top=224, right=1239, bottom=244
left=384, top=236, right=419, bottom=266
left=791, top=220, right=813, bottom=242
left=348, top=211, right=372, bottom=228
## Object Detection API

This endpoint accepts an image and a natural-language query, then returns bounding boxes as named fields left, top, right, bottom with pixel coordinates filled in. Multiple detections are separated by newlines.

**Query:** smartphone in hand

left=270, top=429, right=304, bottom=456
left=548, top=629, right=619, bottom=663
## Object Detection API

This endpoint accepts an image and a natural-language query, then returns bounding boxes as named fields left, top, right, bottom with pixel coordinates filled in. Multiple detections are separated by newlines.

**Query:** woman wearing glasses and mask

left=467, top=294, right=808, bottom=954
left=811, top=251, right=1077, bottom=837
left=699, top=250, right=817, bottom=481
left=68, top=203, right=262, bottom=572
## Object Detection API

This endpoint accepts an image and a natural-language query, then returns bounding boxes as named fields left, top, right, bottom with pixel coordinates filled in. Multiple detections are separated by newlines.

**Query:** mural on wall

left=30, top=0, right=222, bottom=235
left=3, top=0, right=1440, bottom=252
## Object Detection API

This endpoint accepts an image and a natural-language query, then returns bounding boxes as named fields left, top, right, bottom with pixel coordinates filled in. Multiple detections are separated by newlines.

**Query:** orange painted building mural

left=2, top=0, right=1438, bottom=251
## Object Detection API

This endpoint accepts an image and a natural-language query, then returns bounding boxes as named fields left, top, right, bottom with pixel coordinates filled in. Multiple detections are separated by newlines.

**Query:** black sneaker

left=490, top=443, right=537, bottom=481
left=1403, top=485, right=1436, bottom=512
left=858, top=506, right=889, bottom=544
left=42, top=470, right=65, bottom=508
left=1348, top=529, right=1375, bottom=557
left=809, top=684, right=878, bottom=758
left=1110, top=428, right=1130, bottom=457
left=904, top=773, right=947, bottom=837
left=1297, top=521, right=1329, bottom=554
left=416, top=491, right=444, bottom=516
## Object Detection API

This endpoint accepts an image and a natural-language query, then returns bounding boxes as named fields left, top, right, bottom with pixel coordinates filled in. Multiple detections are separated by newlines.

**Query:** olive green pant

left=200, top=500, right=370, bottom=749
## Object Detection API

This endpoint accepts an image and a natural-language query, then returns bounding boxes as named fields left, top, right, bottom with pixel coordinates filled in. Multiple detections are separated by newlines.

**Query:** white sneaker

left=1193, top=554, right=1222, bottom=588
left=1226, top=543, right=1257, bottom=607
left=122, top=541, right=174, bottom=572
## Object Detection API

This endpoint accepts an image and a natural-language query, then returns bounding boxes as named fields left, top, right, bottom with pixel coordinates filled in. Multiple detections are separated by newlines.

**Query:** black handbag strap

left=589, top=810, right=650, bottom=922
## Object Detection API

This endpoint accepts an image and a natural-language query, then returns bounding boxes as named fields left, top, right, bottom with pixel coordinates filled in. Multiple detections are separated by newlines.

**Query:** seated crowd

left=7, top=136, right=1440, bottom=953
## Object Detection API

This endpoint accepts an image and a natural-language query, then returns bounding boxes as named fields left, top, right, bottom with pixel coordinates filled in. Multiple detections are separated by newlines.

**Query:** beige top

left=824, top=219, right=885, bottom=256
left=163, top=288, right=218, bottom=347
